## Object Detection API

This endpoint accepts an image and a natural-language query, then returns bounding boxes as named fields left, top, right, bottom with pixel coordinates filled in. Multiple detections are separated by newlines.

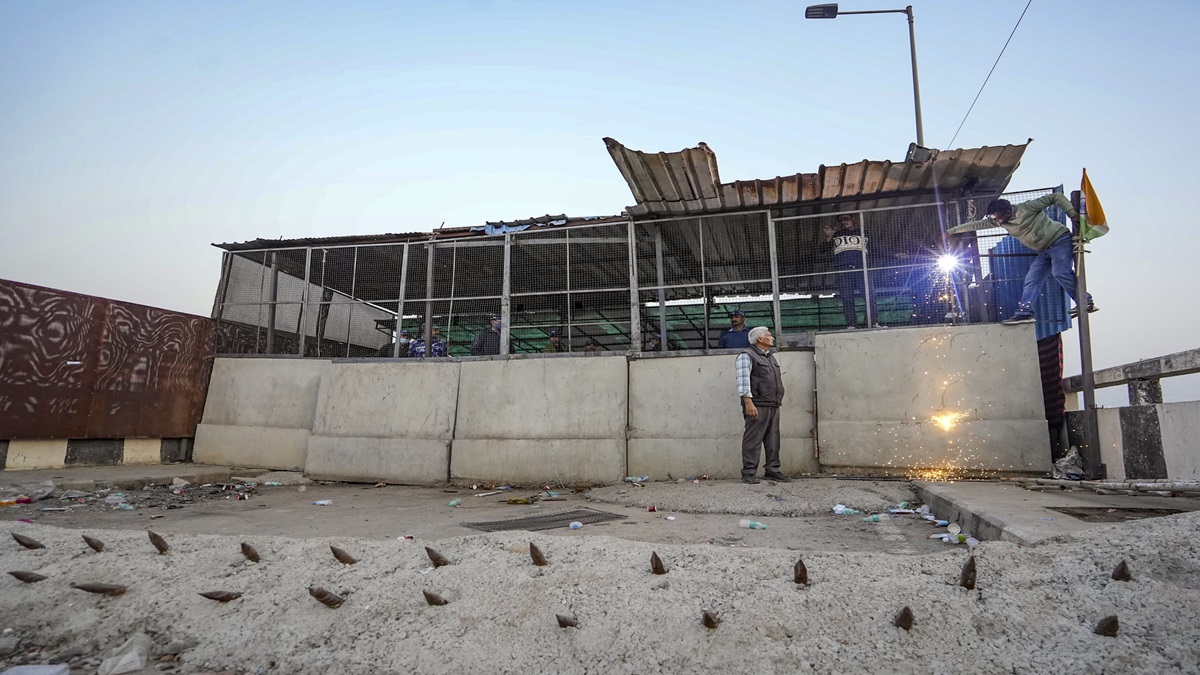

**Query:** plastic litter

left=28, top=481, right=56, bottom=501
left=624, top=476, right=648, bottom=483
left=104, top=494, right=128, bottom=505
left=170, top=478, right=190, bottom=488
left=97, top=632, right=151, bottom=675
left=569, top=521, right=583, bottom=530
left=117, top=503, right=135, bottom=511
left=59, top=490, right=91, bottom=500
left=647, top=505, right=656, bottom=512
left=447, top=499, right=462, bottom=507
left=311, top=500, right=333, bottom=506
left=1053, top=446, right=1085, bottom=480
left=862, top=514, right=890, bottom=522
left=738, top=519, right=767, bottom=530
left=474, top=491, right=501, bottom=497
left=398, top=535, right=414, bottom=541
left=666, top=516, right=676, bottom=521
left=832, top=504, right=861, bottom=515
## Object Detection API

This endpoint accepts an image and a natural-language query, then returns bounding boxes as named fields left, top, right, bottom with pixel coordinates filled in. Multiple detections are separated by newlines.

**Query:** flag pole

left=1072, top=186, right=1104, bottom=479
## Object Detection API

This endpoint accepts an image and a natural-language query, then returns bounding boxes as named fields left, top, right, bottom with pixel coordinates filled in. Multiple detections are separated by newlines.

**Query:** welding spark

left=930, top=411, right=965, bottom=432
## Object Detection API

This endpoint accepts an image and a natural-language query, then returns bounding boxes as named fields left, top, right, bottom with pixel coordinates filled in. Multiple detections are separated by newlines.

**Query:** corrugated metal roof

left=213, top=214, right=629, bottom=252
left=603, top=137, right=1030, bottom=217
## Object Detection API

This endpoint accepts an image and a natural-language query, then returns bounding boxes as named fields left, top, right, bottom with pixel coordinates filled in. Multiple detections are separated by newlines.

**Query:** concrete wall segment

left=312, top=361, right=459, bottom=439
left=451, top=438, right=624, bottom=484
left=454, top=358, right=627, bottom=440
left=1159, top=401, right=1200, bottom=479
left=193, top=423, right=308, bottom=470
left=306, top=436, right=449, bottom=485
left=201, top=358, right=328, bottom=429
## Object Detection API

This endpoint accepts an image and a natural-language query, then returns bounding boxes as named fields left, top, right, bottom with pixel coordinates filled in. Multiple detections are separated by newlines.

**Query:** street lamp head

left=805, top=3, right=839, bottom=19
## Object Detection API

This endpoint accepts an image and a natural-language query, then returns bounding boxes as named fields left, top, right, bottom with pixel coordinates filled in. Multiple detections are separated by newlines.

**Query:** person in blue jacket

left=717, top=309, right=752, bottom=349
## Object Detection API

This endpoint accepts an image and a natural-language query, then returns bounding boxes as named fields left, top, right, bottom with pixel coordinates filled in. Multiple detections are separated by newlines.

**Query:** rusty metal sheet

left=604, top=137, right=1030, bottom=217
left=0, top=280, right=215, bottom=439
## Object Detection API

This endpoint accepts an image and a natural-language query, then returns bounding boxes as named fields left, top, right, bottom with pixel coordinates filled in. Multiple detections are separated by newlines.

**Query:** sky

left=1, top=0, right=1196, bottom=402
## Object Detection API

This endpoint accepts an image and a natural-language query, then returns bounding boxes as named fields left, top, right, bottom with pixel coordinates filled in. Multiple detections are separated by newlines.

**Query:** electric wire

left=945, top=0, right=1035, bottom=149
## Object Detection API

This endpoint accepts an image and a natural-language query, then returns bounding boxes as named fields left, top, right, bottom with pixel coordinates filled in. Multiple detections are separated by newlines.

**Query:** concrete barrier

left=816, top=324, right=1051, bottom=474
left=627, top=352, right=817, bottom=479
left=305, top=361, right=459, bottom=484
left=451, top=357, right=627, bottom=484
left=1088, top=401, right=1200, bottom=481
left=193, top=358, right=328, bottom=469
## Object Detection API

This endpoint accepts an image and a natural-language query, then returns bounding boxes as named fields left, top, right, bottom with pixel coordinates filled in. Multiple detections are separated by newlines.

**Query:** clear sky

left=1, top=0, right=1196, bottom=401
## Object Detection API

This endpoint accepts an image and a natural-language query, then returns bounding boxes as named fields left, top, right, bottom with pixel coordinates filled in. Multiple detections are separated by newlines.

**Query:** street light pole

left=806, top=4, right=925, bottom=148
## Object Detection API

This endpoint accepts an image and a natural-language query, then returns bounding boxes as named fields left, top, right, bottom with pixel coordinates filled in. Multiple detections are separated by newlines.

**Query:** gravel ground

left=2, top=507, right=1198, bottom=674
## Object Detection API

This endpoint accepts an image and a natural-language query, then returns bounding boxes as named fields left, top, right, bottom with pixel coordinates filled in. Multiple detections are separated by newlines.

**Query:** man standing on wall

left=717, top=309, right=752, bottom=349
left=735, top=326, right=791, bottom=484
left=471, top=315, right=502, bottom=356
left=947, top=195, right=1098, bottom=324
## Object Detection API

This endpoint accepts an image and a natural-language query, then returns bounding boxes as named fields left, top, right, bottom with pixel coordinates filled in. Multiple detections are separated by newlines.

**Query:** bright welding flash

left=937, top=254, right=959, bottom=273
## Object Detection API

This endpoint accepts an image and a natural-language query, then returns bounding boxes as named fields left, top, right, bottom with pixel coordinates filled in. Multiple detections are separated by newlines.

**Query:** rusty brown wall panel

left=0, top=280, right=215, bottom=440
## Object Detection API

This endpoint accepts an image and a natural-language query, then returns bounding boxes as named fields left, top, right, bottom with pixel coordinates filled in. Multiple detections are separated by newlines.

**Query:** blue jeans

left=1016, top=233, right=1092, bottom=312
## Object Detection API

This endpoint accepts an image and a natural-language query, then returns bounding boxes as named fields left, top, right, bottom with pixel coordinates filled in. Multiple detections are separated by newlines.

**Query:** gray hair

left=747, top=326, right=770, bottom=345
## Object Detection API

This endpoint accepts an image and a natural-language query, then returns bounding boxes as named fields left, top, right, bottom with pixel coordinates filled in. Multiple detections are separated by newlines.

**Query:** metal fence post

left=266, top=251, right=279, bottom=354
left=654, top=226, right=667, bottom=347
left=1072, top=189, right=1104, bottom=479
left=424, top=243, right=435, bottom=356
left=297, top=247, right=312, bottom=356
left=393, top=243, right=409, bottom=359
left=501, top=233, right=512, bottom=355
left=768, top=214, right=783, bottom=335
left=627, top=221, right=641, bottom=353
left=211, top=252, right=232, bottom=320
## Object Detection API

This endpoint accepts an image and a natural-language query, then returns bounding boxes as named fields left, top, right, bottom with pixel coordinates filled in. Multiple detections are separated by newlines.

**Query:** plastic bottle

left=569, top=521, right=583, bottom=530
left=312, top=499, right=332, bottom=506
left=862, top=514, right=890, bottom=522
left=448, top=499, right=462, bottom=507
left=833, top=504, right=861, bottom=515
left=739, top=519, right=767, bottom=530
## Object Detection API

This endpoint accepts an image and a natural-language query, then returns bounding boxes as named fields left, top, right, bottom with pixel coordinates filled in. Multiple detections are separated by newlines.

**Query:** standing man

left=471, top=315, right=502, bottom=356
left=543, top=328, right=567, bottom=353
left=734, top=326, right=791, bottom=484
left=948, top=195, right=1098, bottom=324
left=717, top=309, right=752, bottom=349
left=822, top=213, right=879, bottom=329
left=408, top=326, right=447, bottom=358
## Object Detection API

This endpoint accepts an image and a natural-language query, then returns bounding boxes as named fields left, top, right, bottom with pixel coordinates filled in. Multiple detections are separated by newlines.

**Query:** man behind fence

left=471, top=315, right=502, bottom=356
left=947, top=195, right=1098, bottom=324
left=734, top=326, right=791, bottom=484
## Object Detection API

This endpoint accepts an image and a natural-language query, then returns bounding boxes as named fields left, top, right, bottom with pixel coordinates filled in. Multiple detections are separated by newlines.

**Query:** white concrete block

left=193, top=423, right=309, bottom=470
left=201, top=358, right=328, bottom=429
left=1160, top=401, right=1200, bottom=479
left=451, top=438, right=625, bottom=484
left=4, top=439, right=67, bottom=470
left=122, top=438, right=162, bottom=465
left=455, top=358, right=627, bottom=440
left=313, top=361, right=459, bottom=439
left=306, top=436, right=448, bottom=485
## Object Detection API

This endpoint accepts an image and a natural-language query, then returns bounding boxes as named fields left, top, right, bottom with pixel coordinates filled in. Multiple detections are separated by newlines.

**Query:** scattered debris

left=97, top=632, right=151, bottom=675
left=311, top=500, right=333, bottom=506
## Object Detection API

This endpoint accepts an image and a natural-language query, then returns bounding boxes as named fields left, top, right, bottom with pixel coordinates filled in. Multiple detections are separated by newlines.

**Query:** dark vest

left=743, top=347, right=785, bottom=407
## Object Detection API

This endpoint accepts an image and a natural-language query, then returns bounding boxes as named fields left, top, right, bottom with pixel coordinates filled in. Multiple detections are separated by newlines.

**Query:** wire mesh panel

left=775, top=204, right=953, bottom=331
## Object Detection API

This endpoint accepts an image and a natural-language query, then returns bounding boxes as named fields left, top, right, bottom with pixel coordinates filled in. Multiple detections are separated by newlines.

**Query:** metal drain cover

left=1047, top=507, right=1186, bottom=523
left=462, top=507, right=626, bottom=533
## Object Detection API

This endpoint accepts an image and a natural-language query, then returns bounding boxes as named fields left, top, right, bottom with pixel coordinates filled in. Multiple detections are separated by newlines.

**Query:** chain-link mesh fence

left=213, top=187, right=1068, bottom=357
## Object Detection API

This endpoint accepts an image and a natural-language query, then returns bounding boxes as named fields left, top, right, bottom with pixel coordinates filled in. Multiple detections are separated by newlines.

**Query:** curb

left=914, top=482, right=1037, bottom=546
